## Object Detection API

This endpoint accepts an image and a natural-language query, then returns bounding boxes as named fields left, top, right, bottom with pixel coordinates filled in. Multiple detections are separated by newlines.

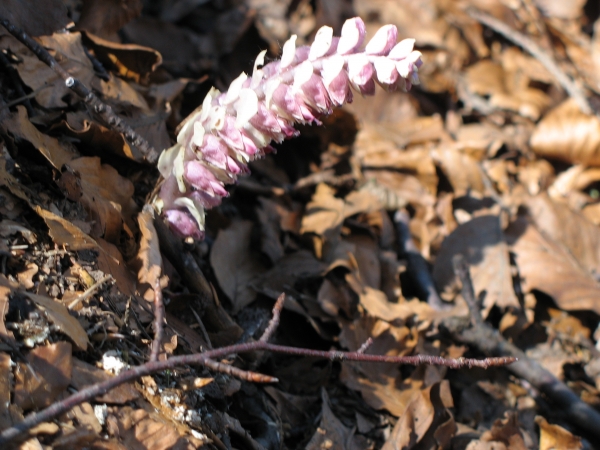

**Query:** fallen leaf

left=14, top=342, right=72, bottom=410
left=35, top=206, right=98, bottom=251
left=530, top=98, right=600, bottom=165
left=433, top=214, right=519, bottom=316
left=0, top=0, right=70, bottom=36
left=306, top=389, right=366, bottom=450
left=504, top=194, right=600, bottom=315
left=71, top=358, right=139, bottom=404
left=3, top=106, right=75, bottom=170
left=22, top=291, right=89, bottom=351
left=536, top=416, right=582, bottom=450
left=77, top=0, right=142, bottom=39
left=210, top=220, right=266, bottom=313
left=63, top=157, right=137, bottom=242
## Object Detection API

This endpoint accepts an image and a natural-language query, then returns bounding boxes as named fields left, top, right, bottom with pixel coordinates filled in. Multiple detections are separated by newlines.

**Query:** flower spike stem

left=156, top=17, right=424, bottom=240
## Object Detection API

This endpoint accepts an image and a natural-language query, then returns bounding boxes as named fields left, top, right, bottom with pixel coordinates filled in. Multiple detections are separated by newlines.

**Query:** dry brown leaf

left=301, top=183, right=346, bottom=236
left=96, top=238, right=137, bottom=298
left=71, top=358, right=139, bottom=404
left=63, top=157, right=137, bottom=242
left=0, top=275, right=16, bottom=341
left=17, top=263, right=38, bottom=289
left=14, top=342, right=72, bottom=410
left=61, top=112, right=140, bottom=161
left=479, top=411, right=528, bottom=450
left=464, top=52, right=551, bottom=120
left=306, top=389, right=366, bottom=450
left=0, top=352, right=23, bottom=431
left=381, top=383, right=438, bottom=449
left=534, top=0, right=586, bottom=19
left=0, top=219, right=37, bottom=244
left=360, top=287, right=435, bottom=323
left=431, top=148, right=485, bottom=195
left=0, top=0, right=70, bottom=36
left=301, top=184, right=381, bottom=236
left=87, top=32, right=161, bottom=75
left=264, top=386, right=318, bottom=432
left=530, top=98, right=600, bottom=165
left=35, top=206, right=98, bottom=250
left=3, top=106, right=75, bottom=170
left=433, top=215, right=519, bottom=316
left=210, top=220, right=266, bottom=314
left=77, top=0, right=142, bottom=39
left=506, top=216, right=600, bottom=314
left=536, top=416, right=582, bottom=450
left=106, top=406, right=203, bottom=450
left=23, top=292, right=89, bottom=351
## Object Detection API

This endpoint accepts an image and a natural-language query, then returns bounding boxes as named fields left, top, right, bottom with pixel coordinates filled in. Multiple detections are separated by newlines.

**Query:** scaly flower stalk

left=155, top=17, right=423, bottom=240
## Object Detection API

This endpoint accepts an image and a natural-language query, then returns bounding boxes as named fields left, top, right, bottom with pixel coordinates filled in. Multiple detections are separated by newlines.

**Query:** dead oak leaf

left=210, top=220, right=266, bottom=314
left=23, top=292, right=89, bottom=351
left=3, top=106, right=75, bottom=170
left=536, top=416, right=582, bottom=450
left=306, top=389, right=367, bottom=450
left=14, top=342, right=72, bottom=410
left=62, top=157, right=137, bottom=243
left=433, top=214, right=519, bottom=316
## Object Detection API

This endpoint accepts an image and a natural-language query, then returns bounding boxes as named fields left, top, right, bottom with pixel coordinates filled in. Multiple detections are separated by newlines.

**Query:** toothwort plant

left=156, top=17, right=423, bottom=240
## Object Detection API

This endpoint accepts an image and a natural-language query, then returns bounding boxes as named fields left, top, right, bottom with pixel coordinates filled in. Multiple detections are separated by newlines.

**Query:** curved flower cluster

left=156, top=17, right=423, bottom=240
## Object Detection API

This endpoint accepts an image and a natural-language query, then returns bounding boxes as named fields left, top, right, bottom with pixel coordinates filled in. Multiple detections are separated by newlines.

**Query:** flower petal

left=365, top=24, right=398, bottom=56
left=337, top=17, right=366, bottom=55
left=309, top=26, right=333, bottom=61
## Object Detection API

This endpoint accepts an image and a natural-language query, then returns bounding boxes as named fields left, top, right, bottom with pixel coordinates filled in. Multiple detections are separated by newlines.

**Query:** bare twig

left=189, top=306, right=213, bottom=349
left=150, top=279, right=165, bottom=362
left=0, top=18, right=159, bottom=163
left=356, top=338, right=373, bottom=354
left=394, top=210, right=450, bottom=310
left=67, top=274, right=112, bottom=310
left=259, top=293, right=285, bottom=342
left=467, top=8, right=592, bottom=115
left=443, top=254, right=600, bottom=440
left=203, top=358, right=278, bottom=383
left=0, top=296, right=515, bottom=445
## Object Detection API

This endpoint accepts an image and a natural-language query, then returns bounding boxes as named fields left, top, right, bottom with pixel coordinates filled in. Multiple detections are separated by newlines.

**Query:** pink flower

left=156, top=17, right=423, bottom=239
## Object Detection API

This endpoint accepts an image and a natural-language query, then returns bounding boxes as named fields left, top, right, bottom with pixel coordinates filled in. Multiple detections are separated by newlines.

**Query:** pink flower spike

left=157, top=17, right=423, bottom=241
left=337, top=17, right=366, bottom=55
left=365, top=24, right=398, bottom=56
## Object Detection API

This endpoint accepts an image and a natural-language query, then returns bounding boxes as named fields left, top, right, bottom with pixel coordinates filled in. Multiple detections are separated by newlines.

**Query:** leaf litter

left=0, top=0, right=599, bottom=448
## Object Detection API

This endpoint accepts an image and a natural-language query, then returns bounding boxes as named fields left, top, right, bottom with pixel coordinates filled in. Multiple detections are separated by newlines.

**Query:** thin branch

left=150, top=279, right=165, bottom=362
left=203, top=358, right=278, bottom=383
left=442, top=254, right=600, bottom=440
left=0, top=296, right=515, bottom=445
left=68, top=274, right=112, bottom=310
left=0, top=17, right=159, bottom=163
left=259, top=292, right=285, bottom=342
left=467, top=8, right=592, bottom=115
left=356, top=338, right=373, bottom=354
